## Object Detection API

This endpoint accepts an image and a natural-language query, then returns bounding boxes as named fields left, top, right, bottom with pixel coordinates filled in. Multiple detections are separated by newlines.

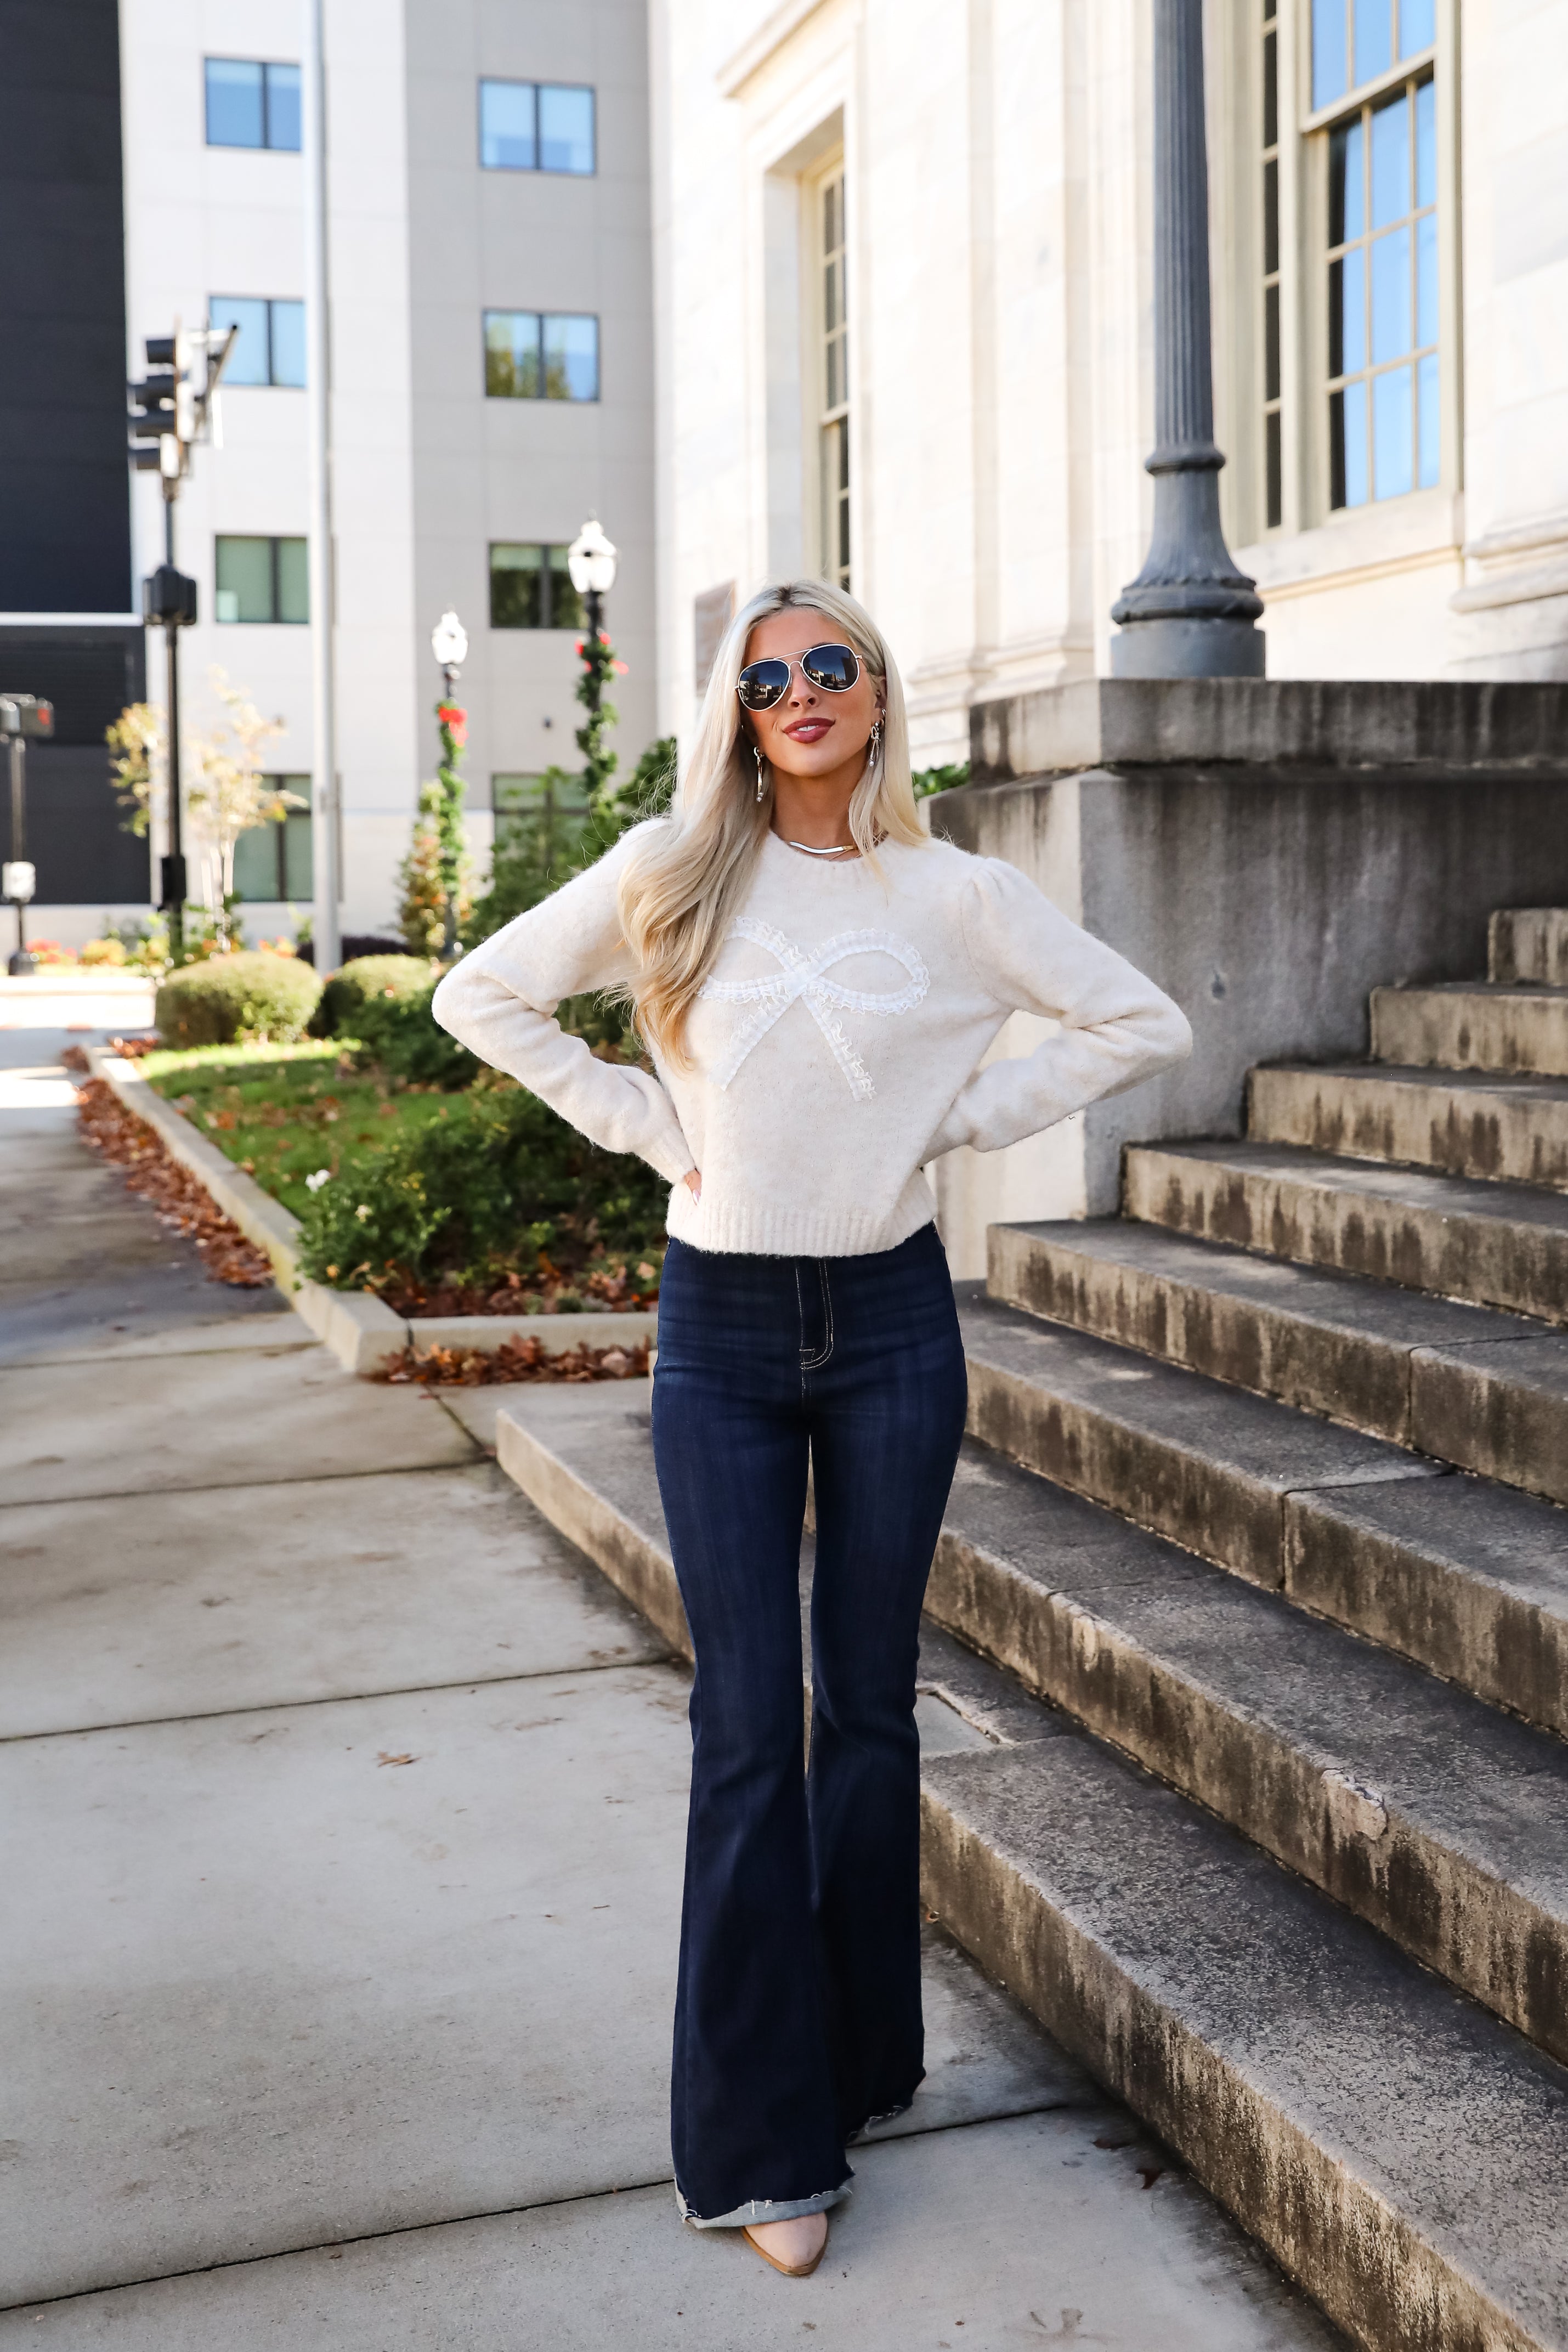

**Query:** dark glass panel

left=1266, top=409, right=1283, bottom=527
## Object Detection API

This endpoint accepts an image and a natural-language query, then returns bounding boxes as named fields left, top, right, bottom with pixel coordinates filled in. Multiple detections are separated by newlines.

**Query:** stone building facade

left=650, top=0, right=1568, bottom=761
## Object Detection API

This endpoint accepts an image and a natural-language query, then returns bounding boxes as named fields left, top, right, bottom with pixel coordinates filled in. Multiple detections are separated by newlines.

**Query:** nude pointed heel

left=743, top=2220, right=828, bottom=2278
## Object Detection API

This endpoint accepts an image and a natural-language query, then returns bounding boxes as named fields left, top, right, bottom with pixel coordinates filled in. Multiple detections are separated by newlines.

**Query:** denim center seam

left=799, top=1258, right=834, bottom=1375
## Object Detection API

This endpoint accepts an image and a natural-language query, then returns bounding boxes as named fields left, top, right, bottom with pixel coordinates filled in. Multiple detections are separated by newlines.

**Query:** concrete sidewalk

left=0, top=1029, right=1344, bottom=2349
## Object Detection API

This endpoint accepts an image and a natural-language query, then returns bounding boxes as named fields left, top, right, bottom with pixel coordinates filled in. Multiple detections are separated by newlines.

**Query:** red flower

left=613, top=660, right=629, bottom=675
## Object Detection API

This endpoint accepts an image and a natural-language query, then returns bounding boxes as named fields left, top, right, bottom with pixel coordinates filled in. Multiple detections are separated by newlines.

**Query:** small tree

left=106, top=675, right=299, bottom=957
left=186, top=670, right=298, bottom=947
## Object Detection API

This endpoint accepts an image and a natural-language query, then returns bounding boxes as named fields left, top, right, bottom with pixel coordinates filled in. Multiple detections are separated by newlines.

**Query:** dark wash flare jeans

left=651, top=1223, right=968, bottom=2227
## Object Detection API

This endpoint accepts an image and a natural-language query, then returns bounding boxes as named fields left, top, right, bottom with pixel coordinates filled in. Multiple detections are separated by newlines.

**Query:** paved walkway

left=0, top=995, right=1343, bottom=2349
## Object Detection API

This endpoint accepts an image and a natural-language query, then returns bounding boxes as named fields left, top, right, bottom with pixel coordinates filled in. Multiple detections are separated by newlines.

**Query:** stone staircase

left=494, top=903, right=1568, bottom=2352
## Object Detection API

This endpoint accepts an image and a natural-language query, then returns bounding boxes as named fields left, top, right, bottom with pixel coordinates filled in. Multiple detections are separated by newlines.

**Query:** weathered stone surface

left=489, top=1375, right=1568, bottom=2352
left=1284, top=1475, right=1568, bottom=1740
left=1247, top=1062, right=1568, bottom=1191
left=968, top=677, right=1568, bottom=785
left=1371, top=983, right=1568, bottom=1078
left=957, top=1289, right=1437, bottom=1588
left=924, top=1443, right=1568, bottom=2059
left=1126, top=1138, right=1568, bottom=1321
left=988, top=1218, right=1538, bottom=1441
left=1492, top=908, right=1568, bottom=988
left=1411, top=1337, right=1568, bottom=1506
left=921, top=1734, right=1568, bottom=2352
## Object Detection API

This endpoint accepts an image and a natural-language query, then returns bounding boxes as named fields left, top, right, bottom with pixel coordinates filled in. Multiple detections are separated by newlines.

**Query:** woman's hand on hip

left=683, top=1168, right=701, bottom=1202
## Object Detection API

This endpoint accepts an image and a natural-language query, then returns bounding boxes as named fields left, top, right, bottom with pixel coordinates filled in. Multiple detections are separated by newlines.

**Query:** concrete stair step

left=1248, top=1061, right=1568, bottom=1191
left=927, top=1438, right=1568, bottom=2058
left=1372, top=981, right=1568, bottom=1077
left=958, top=1284, right=1444, bottom=1590
left=988, top=1218, right=1568, bottom=1503
left=1125, top=1137, right=1568, bottom=1322
left=1492, top=908, right=1568, bottom=987
left=492, top=1382, right=1568, bottom=2352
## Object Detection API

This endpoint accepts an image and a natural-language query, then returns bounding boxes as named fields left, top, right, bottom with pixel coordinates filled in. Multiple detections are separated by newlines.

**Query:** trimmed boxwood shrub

left=155, top=951, right=322, bottom=1048
left=310, top=953, right=437, bottom=1040
left=295, top=1082, right=667, bottom=1292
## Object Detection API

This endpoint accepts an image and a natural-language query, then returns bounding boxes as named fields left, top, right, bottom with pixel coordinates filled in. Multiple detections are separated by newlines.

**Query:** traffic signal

left=127, top=325, right=239, bottom=484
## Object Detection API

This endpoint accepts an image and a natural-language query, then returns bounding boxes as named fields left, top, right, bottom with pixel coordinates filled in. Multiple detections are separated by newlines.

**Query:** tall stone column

left=1112, top=0, right=1265, bottom=677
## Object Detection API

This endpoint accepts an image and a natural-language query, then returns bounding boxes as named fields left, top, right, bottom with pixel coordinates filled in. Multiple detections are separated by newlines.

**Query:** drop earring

left=867, top=716, right=884, bottom=769
left=754, top=744, right=767, bottom=804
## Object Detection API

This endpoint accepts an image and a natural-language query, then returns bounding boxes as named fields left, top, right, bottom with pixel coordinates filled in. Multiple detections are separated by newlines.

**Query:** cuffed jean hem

left=676, top=2180, right=853, bottom=2230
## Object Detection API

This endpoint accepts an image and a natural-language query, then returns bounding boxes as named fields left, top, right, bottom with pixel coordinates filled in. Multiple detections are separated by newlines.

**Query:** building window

left=233, top=780, right=314, bottom=900
left=479, top=82, right=595, bottom=174
left=489, top=544, right=586, bottom=630
left=483, top=313, right=599, bottom=401
left=205, top=59, right=301, bottom=151
left=214, top=538, right=309, bottom=624
left=1314, top=2, right=1438, bottom=507
left=818, top=168, right=850, bottom=591
left=1261, top=4, right=1282, bottom=529
left=210, top=298, right=306, bottom=388
left=493, top=771, right=592, bottom=858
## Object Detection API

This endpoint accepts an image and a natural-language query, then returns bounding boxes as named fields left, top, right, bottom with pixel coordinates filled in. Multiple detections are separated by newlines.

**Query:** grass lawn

left=143, top=1042, right=465, bottom=1220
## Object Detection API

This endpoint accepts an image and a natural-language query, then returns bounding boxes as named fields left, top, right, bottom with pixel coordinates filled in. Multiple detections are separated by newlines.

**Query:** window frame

left=232, top=778, right=314, bottom=902
left=203, top=57, right=301, bottom=152
left=208, top=297, right=306, bottom=389
left=1233, top=0, right=1459, bottom=547
left=478, top=80, right=596, bottom=176
left=487, top=543, right=587, bottom=631
left=482, top=311, right=601, bottom=402
left=214, top=536, right=310, bottom=625
left=813, top=160, right=851, bottom=593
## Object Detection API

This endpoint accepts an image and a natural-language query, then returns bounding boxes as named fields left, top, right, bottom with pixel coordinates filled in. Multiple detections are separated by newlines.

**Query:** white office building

left=7, top=0, right=658, bottom=947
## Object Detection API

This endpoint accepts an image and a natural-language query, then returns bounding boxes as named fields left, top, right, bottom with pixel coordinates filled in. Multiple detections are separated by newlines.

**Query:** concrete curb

left=83, top=1049, right=656, bottom=1376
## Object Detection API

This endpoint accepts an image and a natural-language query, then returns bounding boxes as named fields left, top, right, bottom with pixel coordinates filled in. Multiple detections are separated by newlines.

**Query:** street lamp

left=429, top=612, right=468, bottom=957
left=1, top=693, right=54, bottom=976
left=1110, top=0, right=1264, bottom=677
left=431, top=609, right=468, bottom=696
left=567, top=516, right=618, bottom=651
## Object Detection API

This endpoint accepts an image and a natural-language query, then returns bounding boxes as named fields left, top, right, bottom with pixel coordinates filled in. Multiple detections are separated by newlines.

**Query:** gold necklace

left=784, top=839, right=858, bottom=857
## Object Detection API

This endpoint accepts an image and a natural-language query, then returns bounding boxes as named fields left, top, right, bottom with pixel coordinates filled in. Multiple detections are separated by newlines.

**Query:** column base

left=1110, top=617, right=1266, bottom=679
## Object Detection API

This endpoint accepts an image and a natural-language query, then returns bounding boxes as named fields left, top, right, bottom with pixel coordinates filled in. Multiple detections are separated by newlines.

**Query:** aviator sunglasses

left=736, top=641, right=862, bottom=711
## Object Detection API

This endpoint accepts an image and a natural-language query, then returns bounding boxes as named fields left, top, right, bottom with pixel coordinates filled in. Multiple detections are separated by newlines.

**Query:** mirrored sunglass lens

left=738, top=660, right=790, bottom=708
left=801, top=643, right=859, bottom=691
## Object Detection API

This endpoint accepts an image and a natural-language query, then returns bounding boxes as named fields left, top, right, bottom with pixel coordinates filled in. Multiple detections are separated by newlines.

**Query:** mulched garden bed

left=74, top=1076, right=274, bottom=1288
left=382, top=1336, right=652, bottom=1386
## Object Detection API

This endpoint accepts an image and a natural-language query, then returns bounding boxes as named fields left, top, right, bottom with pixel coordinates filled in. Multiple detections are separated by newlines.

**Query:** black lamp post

left=1, top=693, right=54, bottom=976
left=1111, top=0, right=1265, bottom=678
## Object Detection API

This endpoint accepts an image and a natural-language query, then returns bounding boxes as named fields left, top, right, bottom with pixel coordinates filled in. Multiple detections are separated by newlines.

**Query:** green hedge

left=295, top=1081, right=667, bottom=1291
left=155, top=952, right=322, bottom=1048
left=310, top=953, right=437, bottom=1040
left=352, top=980, right=478, bottom=1089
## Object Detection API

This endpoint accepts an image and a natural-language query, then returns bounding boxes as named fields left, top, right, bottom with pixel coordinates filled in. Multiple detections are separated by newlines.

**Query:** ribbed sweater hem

left=663, top=1178, right=937, bottom=1260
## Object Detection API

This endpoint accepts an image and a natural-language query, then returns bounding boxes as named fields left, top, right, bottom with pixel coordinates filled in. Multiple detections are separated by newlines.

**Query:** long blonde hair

left=616, top=578, right=925, bottom=1066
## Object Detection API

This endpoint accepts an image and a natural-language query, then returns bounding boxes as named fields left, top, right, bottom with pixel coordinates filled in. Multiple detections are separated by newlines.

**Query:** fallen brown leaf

left=381, top=1335, right=652, bottom=1387
left=75, top=1077, right=273, bottom=1287
left=376, top=1751, right=417, bottom=1767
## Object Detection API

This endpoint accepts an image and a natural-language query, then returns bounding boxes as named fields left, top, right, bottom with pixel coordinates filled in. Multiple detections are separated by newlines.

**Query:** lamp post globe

left=431, top=609, right=468, bottom=695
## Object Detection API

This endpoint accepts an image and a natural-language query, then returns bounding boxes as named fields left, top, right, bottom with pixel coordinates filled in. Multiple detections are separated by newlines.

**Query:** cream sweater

left=432, top=827, right=1192, bottom=1258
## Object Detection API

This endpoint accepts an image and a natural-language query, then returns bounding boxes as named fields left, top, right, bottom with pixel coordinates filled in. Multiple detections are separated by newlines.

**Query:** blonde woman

left=433, top=581, right=1190, bottom=2280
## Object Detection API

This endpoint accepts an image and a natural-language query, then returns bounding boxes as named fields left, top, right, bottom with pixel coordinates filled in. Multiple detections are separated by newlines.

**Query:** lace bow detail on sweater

left=699, top=917, right=930, bottom=1100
